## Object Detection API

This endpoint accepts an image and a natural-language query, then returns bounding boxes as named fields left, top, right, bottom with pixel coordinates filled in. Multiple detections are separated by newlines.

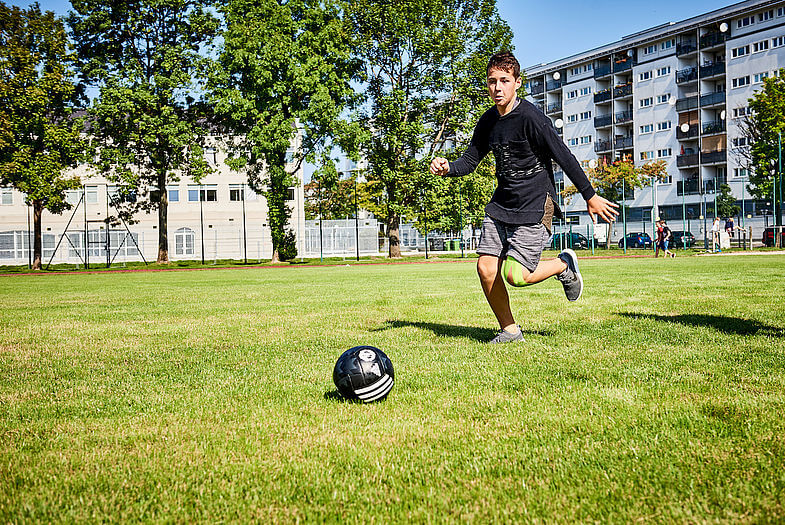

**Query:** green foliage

left=68, top=0, right=219, bottom=263
left=304, top=174, right=358, bottom=220
left=209, top=0, right=361, bottom=262
left=570, top=160, right=668, bottom=205
left=348, top=0, right=512, bottom=256
left=0, top=2, right=86, bottom=269
left=716, top=183, right=741, bottom=219
left=747, top=71, right=785, bottom=201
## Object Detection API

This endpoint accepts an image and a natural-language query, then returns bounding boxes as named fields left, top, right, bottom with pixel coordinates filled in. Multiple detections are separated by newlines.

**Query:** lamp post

left=622, top=177, right=627, bottom=253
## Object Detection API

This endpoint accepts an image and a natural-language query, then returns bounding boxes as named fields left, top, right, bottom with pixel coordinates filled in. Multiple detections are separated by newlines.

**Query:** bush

left=278, top=229, right=298, bottom=261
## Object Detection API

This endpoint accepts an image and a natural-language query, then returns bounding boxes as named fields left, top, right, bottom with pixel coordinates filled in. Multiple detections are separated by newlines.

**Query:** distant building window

left=734, top=168, right=748, bottom=177
left=568, top=138, right=579, bottom=146
left=656, top=66, right=671, bottom=77
left=286, top=187, right=295, bottom=201
left=640, top=151, right=655, bottom=160
left=779, top=7, right=785, bottom=17
left=759, top=9, right=774, bottom=22
left=205, top=147, right=217, bottom=164
left=732, top=137, right=749, bottom=148
left=640, top=97, right=653, bottom=108
left=567, top=114, right=578, bottom=123
left=643, top=44, right=657, bottom=55
left=174, top=227, right=194, bottom=256
left=1, top=187, right=12, bottom=205
left=732, top=45, right=750, bottom=58
left=167, top=186, right=179, bottom=203
left=567, top=90, right=578, bottom=99
left=229, top=185, right=244, bottom=201
left=753, top=40, right=769, bottom=53
left=657, top=121, right=672, bottom=131
left=660, top=39, right=675, bottom=50
left=188, top=185, right=218, bottom=202
left=580, top=111, right=592, bottom=120
left=737, top=16, right=754, bottom=28
left=639, top=70, right=652, bottom=81
left=639, top=124, right=654, bottom=134
left=657, top=148, right=672, bottom=158
left=656, top=93, right=671, bottom=104
left=732, top=76, right=750, bottom=88
left=754, top=72, right=768, bottom=83
left=579, top=86, right=592, bottom=96
left=773, top=36, right=785, bottom=48
left=733, top=106, right=750, bottom=118
left=571, top=66, right=581, bottom=76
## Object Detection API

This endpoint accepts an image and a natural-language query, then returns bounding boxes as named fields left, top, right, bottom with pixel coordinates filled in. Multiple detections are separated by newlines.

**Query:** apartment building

left=524, top=0, right=785, bottom=241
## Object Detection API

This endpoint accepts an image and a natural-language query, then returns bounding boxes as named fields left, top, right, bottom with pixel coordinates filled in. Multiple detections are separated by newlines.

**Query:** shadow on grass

left=372, top=320, right=554, bottom=341
left=618, top=312, right=783, bottom=337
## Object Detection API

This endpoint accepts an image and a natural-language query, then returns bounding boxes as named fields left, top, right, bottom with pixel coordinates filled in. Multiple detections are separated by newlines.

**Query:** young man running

left=430, top=52, right=618, bottom=343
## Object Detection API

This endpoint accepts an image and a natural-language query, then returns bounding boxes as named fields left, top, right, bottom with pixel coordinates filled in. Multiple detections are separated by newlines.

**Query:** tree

left=566, top=159, right=668, bottom=205
left=716, top=183, right=741, bottom=219
left=68, top=0, right=219, bottom=264
left=304, top=174, right=358, bottom=220
left=209, top=0, right=361, bottom=262
left=0, top=2, right=86, bottom=270
left=348, top=0, right=512, bottom=257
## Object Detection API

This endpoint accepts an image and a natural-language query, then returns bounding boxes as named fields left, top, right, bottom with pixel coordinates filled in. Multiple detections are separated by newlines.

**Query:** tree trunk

left=388, top=212, right=401, bottom=258
left=157, top=172, right=169, bottom=264
left=32, top=201, right=43, bottom=270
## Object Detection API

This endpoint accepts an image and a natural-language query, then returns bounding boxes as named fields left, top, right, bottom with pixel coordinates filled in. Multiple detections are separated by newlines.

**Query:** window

left=773, top=36, right=785, bottom=48
left=639, top=70, right=652, bottom=81
left=759, top=9, right=774, bottom=22
left=188, top=185, right=218, bottom=201
left=657, top=121, right=672, bottom=131
left=753, top=40, right=769, bottom=53
left=732, top=137, right=749, bottom=148
left=579, top=86, right=592, bottom=96
left=567, top=114, right=578, bottom=123
left=584, top=64, right=592, bottom=72
left=733, top=106, right=750, bottom=118
left=640, top=124, right=654, bottom=134
left=174, top=227, right=195, bottom=256
left=657, top=148, right=672, bottom=158
left=580, top=135, right=592, bottom=145
left=732, top=45, right=750, bottom=58
left=167, top=186, right=179, bottom=203
left=286, top=187, right=295, bottom=201
left=640, top=97, right=653, bottom=108
left=568, top=138, right=579, bottom=146
left=732, top=76, right=750, bottom=88
left=660, top=39, right=675, bottom=50
left=656, top=66, right=671, bottom=77
left=1, top=187, right=12, bottom=205
left=656, top=93, right=671, bottom=104
left=229, top=184, right=244, bottom=201
left=571, top=66, right=581, bottom=76
left=567, top=90, right=578, bottom=99
left=204, top=147, right=217, bottom=165
left=754, top=72, right=768, bottom=83
left=85, top=186, right=98, bottom=204
left=643, top=44, right=657, bottom=55
left=580, top=111, right=592, bottom=120
left=779, top=7, right=785, bottom=17
left=737, top=16, right=754, bottom=28
left=640, top=151, right=655, bottom=160
left=734, top=167, right=748, bottom=177
left=580, top=160, right=590, bottom=169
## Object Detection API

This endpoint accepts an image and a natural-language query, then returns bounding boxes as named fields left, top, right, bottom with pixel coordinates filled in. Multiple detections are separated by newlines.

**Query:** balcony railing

left=676, top=66, right=698, bottom=84
left=676, top=41, right=698, bottom=56
left=546, top=79, right=563, bottom=91
left=615, top=110, right=633, bottom=124
left=594, top=114, right=613, bottom=128
left=700, top=31, right=729, bottom=49
left=677, top=179, right=700, bottom=195
left=546, top=101, right=562, bottom=114
left=614, top=83, right=633, bottom=98
left=700, top=91, right=726, bottom=107
left=594, top=64, right=612, bottom=78
left=700, top=61, right=726, bottom=78
left=701, top=150, right=727, bottom=164
left=676, top=95, right=699, bottom=112
left=594, top=89, right=612, bottom=103
left=702, top=120, right=726, bottom=135
left=594, top=139, right=612, bottom=153
left=677, top=153, right=699, bottom=167
left=530, top=83, right=544, bottom=96
left=676, top=124, right=699, bottom=140
left=614, top=136, right=634, bottom=149
left=613, top=58, right=635, bottom=73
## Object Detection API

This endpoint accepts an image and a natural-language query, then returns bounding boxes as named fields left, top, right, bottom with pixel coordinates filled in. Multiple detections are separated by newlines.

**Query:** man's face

left=487, top=67, right=521, bottom=107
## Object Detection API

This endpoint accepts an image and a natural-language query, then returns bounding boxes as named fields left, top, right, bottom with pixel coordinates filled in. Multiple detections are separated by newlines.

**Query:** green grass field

left=1, top=254, right=784, bottom=522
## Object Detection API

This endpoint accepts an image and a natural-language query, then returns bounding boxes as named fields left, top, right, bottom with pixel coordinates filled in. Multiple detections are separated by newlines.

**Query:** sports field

left=1, top=254, right=784, bottom=522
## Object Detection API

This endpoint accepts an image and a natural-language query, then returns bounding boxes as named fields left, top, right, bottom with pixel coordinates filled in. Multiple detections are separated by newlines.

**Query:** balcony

left=594, top=88, right=612, bottom=104
left=676, top=40, right=698, bottom=56
left=546, top=101, right=562, bottom=114
left=700, top=61, right=726, bottom=78
left=702, top=120, right=726, bottom=135
left=534, top=101, right=545, bottom=112
left=614, top=83, right=633, bottom=98
left=677, top=179, right=700, bottom=195
left=595, top=139, right=612, bottom=153
left=701, top=149, right=727, bottom=164
left=676, top=66, right=698, bottom=84
left=614, top=136, right=633, bottom=149
left=700, top=91, right=726, bottom=107
left=676, top=124, right=699, bottom=140
left=594, top=114, right=613, bottom=128
left=594, top=64, right=612, bottom=78
left=615, top=110, right=633, bottom=124
left=700, top=31, right=729, bottom=49
left=530, top=83, right=544, bottom=96
left=677, top=153, right=699, bottom=167
left=676, top=95, right=699, bottom=112
left=613, top=57, right=635, bottom=73
left=546, top=79, right=563, bottom=92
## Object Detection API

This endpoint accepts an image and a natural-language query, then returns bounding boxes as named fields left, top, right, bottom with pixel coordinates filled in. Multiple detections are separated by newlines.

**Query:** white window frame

left=657, top=121, right=672, bottom=131
left=640, top=97, right=653, bottom=108
left=0, top=187, right=12, bottom=205
left=639, top=71, right=652, bottom=81
left=732, top=76, right=750, bottom=88
left=639, top=124, right=654, bottom=134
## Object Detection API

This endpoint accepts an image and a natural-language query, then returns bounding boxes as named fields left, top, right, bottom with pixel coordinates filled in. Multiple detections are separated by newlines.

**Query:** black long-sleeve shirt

left=448, top=98, right=596, bottom=224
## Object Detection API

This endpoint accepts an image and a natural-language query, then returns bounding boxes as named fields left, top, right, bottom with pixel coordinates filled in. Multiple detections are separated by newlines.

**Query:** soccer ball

left=333, top=346, right=394, bottom=403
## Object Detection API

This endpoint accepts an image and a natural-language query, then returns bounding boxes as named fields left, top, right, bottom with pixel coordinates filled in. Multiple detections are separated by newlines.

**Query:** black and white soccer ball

left=333, top=346, right=394, bottom=403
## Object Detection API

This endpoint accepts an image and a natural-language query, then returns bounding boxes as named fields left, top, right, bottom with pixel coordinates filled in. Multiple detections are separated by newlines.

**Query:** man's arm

left=430, top=114, right=490, bottom=177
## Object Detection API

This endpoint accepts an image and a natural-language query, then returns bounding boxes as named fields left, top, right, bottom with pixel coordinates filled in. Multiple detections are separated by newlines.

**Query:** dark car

left=550, top=232, right=589, bottom=250
left=618, top=232, right=652, bottom=249
left=670, top=230, right=695, bottom=248
left=762, top=227, right=785, bottom=247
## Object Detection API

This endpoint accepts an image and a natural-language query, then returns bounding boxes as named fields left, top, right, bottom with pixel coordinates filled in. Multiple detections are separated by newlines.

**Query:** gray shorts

left=476, top=215, right=551, bottom=272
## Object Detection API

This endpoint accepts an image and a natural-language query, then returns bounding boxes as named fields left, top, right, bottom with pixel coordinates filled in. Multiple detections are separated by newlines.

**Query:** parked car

left=618, top=232, right=652, bottom=249
left=670, top=230, right=695, bottom=248
left=549, top=232, right=589, bottom=250
left=762, top=227, right=785, bottom=247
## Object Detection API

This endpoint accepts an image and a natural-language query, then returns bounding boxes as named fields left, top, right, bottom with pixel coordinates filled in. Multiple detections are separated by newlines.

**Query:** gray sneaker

left=490, top=325, right=524, bottom=344
left=557, top=248, right=583, bottom=301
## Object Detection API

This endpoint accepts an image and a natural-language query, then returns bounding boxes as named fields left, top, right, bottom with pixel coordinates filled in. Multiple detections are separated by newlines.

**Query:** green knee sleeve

left=501, top=257, right=531, bottom=287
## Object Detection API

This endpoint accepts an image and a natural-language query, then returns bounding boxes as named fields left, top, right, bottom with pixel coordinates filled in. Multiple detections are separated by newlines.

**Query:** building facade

left=524, top=0, right=785, bottom=243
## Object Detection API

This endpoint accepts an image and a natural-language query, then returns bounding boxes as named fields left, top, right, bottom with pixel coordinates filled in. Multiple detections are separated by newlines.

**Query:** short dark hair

left=487, top=51, right=520, bottom=79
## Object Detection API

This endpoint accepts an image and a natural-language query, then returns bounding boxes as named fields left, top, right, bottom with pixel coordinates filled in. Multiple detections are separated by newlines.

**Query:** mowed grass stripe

left=1, top=254, right=784, bottom=522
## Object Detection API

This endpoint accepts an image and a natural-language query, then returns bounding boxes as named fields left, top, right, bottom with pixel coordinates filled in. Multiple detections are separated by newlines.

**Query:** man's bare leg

left=477, top=255, right=516, bottom=332
left=501, top=256, right=568, bottom=286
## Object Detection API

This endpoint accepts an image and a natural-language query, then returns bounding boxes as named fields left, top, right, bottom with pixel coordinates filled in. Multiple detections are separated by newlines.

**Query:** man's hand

left=586, top=194, right=619, bottom=224
left=430, top=157, right=450, bottom=176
